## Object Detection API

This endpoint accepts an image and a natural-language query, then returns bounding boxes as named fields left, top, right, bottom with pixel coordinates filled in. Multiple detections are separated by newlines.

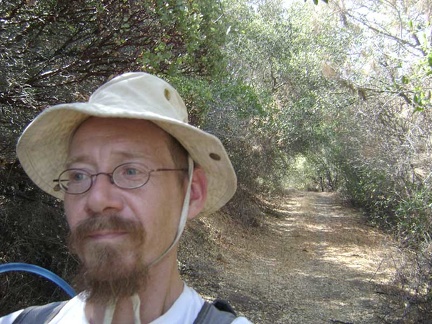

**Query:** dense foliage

left=1, top=0, right=431, bottom=320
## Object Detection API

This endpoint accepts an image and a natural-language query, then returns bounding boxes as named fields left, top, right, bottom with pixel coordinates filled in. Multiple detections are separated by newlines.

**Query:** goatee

left=68, top=214, right=148, bottom=305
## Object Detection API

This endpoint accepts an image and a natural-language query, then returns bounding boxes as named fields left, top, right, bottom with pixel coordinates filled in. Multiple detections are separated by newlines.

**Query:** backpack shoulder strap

left=193, top=299, right=237, bottom=324
left=12, top=301, right=67, bottom=324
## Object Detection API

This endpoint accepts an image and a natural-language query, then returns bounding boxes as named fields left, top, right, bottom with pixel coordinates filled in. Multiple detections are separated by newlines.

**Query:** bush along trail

left=180, top=191, right=412, bottom=324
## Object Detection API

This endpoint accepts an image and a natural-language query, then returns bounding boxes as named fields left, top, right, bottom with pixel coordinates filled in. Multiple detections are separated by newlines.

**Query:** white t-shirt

left=0, top=284, right=251, bottom=323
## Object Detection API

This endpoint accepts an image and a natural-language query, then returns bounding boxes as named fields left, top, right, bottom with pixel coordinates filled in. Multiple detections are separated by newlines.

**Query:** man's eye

left=70, top=171, right=87, bottom=182
left=116, top=164, right=148, bottom=180
left=125, top=168, right=138, bottom=176
left=120, top=166, right=145, bottom=177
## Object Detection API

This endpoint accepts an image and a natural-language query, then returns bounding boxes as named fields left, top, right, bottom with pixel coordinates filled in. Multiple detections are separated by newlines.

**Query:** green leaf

left=413, top=94, right=423, bottom=106
left=428, top=53, right=432, bottom=67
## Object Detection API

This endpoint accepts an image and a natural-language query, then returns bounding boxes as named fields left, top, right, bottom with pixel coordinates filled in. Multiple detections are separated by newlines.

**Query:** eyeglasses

left=53, top=162, right=188, bottom=195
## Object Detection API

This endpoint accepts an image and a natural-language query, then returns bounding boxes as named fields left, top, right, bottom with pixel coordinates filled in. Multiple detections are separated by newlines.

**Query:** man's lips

left=86, top=230, right=128, bottom=240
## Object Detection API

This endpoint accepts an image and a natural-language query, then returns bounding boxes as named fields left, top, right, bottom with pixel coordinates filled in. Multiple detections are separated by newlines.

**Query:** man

left=1, top=72, right=251, bottom=323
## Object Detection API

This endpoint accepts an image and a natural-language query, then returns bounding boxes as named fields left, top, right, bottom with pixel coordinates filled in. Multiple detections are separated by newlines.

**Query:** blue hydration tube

left=0, top=262, right=76, bottom=298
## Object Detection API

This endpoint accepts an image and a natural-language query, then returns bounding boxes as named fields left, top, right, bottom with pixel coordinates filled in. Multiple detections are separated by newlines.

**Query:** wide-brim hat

left=16, top=72, right=237, bottom=216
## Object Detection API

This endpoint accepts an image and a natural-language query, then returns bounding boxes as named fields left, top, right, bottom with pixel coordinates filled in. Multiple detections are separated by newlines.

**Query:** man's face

left=64, top=117, right=186, bottom=302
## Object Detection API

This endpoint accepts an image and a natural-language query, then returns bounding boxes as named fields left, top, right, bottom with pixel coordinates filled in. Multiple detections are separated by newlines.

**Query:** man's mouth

left=87, top=231, right=128, bottom=240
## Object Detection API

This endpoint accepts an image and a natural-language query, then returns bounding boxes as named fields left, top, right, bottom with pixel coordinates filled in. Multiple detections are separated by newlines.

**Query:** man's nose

left=84, top=173, right=123, bottom=214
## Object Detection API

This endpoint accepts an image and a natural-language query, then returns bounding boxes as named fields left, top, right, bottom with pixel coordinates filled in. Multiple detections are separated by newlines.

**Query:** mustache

left=73, top=214, right=139, bottom=235
left=68, top=214, right=142, bottom=251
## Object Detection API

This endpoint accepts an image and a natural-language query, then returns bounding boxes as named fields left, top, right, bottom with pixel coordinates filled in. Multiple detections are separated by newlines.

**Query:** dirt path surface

left=180, top=191, right=401, bottom=323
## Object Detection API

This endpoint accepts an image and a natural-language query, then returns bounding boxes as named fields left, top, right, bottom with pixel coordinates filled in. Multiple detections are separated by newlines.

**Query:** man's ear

left=187, top=166, right=208, bottom=220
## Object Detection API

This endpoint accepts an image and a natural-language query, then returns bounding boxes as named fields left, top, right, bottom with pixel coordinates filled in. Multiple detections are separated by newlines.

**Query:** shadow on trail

left=222, top=192, right=403, bottom=324
left=180, top=191, right=407, bottom=324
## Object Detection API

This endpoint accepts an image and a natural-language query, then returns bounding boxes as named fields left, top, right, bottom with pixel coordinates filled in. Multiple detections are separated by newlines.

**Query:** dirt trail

left=180, top=191, right=402, bottom=323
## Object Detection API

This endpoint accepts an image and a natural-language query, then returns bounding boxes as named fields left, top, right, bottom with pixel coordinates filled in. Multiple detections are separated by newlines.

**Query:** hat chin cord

left=102, top=156, right=194, bottom=324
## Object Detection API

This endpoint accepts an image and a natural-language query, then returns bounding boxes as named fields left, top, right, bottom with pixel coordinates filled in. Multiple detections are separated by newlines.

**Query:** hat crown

left=89, top=73, right=188, bottom=123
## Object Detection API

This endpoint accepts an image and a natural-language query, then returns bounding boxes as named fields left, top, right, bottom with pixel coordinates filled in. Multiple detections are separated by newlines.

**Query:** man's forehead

left=66, top=117, right=173, bottom=164
left=65, top=150, right=157, bottom=167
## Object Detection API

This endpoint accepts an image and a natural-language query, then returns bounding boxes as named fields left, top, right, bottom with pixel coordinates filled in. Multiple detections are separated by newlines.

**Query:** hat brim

left=17, top=103, right=237, bottom=216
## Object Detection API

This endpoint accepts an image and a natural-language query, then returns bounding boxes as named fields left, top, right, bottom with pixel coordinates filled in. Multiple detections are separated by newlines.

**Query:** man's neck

left=84, top=260, right=184, bottom=324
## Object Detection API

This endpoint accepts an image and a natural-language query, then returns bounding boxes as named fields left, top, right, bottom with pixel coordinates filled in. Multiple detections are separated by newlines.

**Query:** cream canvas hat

left=16, top=72, right=237, bottom=216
